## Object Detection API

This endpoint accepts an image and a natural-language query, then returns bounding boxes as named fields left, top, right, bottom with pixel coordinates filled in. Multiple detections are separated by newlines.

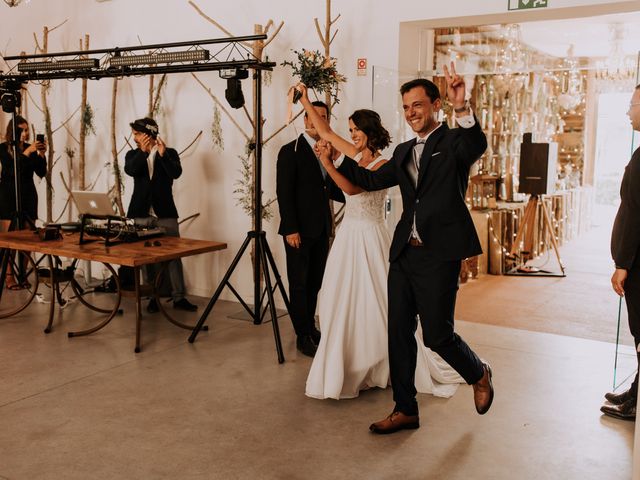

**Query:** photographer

left=0, top=115, right=47, bottom=230
left=124, top=117, right=197, bottom=313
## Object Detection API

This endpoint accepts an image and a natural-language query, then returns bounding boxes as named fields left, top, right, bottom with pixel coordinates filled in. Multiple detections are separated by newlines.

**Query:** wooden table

left=0, top=230, right=226, bottom=352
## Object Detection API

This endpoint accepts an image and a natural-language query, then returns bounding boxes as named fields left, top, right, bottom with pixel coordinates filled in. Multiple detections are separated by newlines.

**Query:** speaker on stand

left=506, top=133, right=566, bottom=277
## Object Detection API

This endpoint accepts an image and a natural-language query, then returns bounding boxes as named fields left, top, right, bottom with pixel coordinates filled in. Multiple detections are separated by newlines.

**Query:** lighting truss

left=1, top=34, right=274, bottom=81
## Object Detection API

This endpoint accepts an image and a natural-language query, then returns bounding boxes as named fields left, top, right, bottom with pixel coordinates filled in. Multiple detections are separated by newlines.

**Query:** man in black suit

left=125, top=117, right=197, bottom=313
left=602, top=84, right=640, bottom=421
left=276, top=101, right=345, bottom=357
left=331, top=64, right=494, bottom=433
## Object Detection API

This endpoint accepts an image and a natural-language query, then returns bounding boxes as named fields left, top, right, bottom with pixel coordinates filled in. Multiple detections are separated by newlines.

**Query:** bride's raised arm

left=296, top=83, right=359, bottom=159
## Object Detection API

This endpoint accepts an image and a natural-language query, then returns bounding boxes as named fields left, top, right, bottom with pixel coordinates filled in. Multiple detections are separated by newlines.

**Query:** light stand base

left=188, top=231, right=290, bottom=364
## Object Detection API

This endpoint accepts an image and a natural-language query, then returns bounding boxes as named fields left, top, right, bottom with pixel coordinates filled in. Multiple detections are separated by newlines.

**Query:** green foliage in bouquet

left=281, top=49, right=346, bottom=104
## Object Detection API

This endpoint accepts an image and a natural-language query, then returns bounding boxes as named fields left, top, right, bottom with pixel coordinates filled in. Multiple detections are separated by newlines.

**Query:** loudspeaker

left=518, top=133, right=557, bottom=195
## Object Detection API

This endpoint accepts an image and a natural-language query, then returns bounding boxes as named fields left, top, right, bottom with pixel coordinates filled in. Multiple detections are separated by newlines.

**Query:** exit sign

left=508, top=0, right=548, bottom=10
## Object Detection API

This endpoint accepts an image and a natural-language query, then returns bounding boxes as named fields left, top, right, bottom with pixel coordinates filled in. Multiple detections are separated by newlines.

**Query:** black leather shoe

left=146, top=298, right=159, bottom=314
left=173, top=298, right=198, bottom=312
left=311, top=327, right=321, bottom=346
left=296, top=335, right=317, bottom=357
left=601, top=397, right=636, bottom=420
left=605, top=389, right=634, bottom=406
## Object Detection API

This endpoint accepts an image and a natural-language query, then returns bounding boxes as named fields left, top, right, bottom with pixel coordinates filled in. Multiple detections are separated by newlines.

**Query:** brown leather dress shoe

left=601, top=397, right=636, bottom=421
left=369, top=411, right=419, bottom=434
left=604, top=389, right=634, bottom=406
left=473, top=363, right=494, bottom=415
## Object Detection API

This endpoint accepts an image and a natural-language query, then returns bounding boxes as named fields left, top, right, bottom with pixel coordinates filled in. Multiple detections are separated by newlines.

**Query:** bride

left=296, top=84, right=463, bottom=400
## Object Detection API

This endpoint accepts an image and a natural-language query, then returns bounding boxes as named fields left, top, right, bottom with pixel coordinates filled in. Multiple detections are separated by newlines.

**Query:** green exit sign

left=508, top=0, right=548, bottom=10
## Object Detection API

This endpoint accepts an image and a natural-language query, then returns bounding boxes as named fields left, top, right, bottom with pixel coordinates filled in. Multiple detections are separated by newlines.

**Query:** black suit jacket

left=276, top=135, right=345, bottom=238
left=124, top=147, right=182, bottom=219
left=611, top=147, right=640, bottom=270
left=338, top=120, right=486, bottom=262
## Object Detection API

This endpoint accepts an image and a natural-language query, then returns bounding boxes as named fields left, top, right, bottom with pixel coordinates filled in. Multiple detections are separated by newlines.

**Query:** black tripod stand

left=188, top=69, right=289, bottom=363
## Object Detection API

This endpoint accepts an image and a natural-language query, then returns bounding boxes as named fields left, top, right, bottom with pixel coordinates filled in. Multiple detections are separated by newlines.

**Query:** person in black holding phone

left=0, top=115, right=47, bottom=229
left=0, top=116, right=47, bottom=290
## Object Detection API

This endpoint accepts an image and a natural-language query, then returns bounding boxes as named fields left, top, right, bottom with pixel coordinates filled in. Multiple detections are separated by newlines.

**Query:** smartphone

left=36, top=134, right=45, bottom=142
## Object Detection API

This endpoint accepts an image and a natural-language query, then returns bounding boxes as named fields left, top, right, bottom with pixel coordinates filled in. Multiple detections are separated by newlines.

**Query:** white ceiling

left=518, top=11, right=640, bottom=59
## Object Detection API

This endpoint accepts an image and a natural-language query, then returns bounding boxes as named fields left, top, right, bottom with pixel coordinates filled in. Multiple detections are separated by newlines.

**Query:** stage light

left=109, top=49, right=209, bottom=67
left=17, top=58, right=99, bottom=73
left=225, top=78, right=245, bottom=109
left=219, top=68, right=249, bottom=80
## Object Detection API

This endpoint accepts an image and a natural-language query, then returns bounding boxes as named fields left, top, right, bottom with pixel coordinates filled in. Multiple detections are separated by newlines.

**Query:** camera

left=36, top=134, right=45, bottom=142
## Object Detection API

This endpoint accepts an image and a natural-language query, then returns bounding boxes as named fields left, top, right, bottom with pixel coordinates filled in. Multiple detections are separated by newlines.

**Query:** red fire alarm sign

left=357, top=58, right=367, bottom=76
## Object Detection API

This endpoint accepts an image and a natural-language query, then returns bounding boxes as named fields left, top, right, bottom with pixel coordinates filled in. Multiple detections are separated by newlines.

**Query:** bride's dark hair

left=348, top=109, right=391, bottom=154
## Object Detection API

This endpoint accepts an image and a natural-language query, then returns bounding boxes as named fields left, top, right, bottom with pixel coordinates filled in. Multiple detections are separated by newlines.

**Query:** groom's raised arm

left=335, top=151, right=398, bottom=192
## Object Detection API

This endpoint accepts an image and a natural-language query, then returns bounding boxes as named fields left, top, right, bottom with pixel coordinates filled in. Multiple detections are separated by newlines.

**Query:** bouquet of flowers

left=281, top=49, right=346, bottom=104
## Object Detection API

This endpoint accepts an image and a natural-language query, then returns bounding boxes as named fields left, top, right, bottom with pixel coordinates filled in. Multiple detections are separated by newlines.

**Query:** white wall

left=0, top=0, right=637, bottom=303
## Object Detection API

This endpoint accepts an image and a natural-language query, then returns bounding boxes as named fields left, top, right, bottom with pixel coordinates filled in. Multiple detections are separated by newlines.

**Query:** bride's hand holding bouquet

left=282, top=49, right=346, bottom=105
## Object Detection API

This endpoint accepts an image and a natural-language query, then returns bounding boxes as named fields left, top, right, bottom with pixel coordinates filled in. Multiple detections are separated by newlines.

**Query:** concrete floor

left=0, top=213, right=636, bottom=479
left=0, top=287, right=635, bottom=479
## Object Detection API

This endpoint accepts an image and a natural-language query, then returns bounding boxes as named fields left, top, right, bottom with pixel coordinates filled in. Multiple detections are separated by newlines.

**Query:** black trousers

left=388, top=246, right=484, bottom=416
left=624, top=267, right=640, bottom=398
left=283, top=234, right=329, bottom=338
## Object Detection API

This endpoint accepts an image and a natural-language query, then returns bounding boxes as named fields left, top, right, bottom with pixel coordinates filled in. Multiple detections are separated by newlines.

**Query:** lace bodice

left=342, top=156, right=387, bottom=224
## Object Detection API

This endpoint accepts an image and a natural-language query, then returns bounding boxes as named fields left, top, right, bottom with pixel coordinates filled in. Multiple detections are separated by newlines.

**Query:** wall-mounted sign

left=508, top=0, right=548, bottom=10
left=357, top=58, right=367, bottom=76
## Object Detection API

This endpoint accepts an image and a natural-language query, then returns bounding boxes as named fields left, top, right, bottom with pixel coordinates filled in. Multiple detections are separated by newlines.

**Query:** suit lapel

left=417, top=123, right=447, bottom=188
left=397, top=139, right=417, bottom=191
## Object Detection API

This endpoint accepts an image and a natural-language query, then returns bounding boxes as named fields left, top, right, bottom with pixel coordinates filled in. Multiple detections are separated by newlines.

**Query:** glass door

left=613, top=51, right=640, bottom=391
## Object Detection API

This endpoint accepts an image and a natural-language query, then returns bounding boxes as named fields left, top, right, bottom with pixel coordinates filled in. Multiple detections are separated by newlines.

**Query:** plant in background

left=281, top=49, right=346, bottom=105
left=233, top=142, right=275, bottom=221
left=210, top=104, right=223, bottom=151
left=82, top=103, right=96, bottom=136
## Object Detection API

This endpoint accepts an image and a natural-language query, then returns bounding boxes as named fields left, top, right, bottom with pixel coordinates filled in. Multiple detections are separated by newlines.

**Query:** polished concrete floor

left=0, top=285, right=635, bottom=479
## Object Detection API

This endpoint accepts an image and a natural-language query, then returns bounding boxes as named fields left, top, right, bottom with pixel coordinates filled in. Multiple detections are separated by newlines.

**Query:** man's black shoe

left=296, top=335, right=317, bottom=357
left=605, top=389, right=634, bottom=406
left=601, top=397, right=636, bottom=421
left=173, top=298, right=198, bottom=312
left=147, top=298, right=159, bottom=314
left=311, top=327, right=321, bottom=346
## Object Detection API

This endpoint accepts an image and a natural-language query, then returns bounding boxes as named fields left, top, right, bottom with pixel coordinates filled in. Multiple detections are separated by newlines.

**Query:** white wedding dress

left=305, top=156, right=464, bottom=400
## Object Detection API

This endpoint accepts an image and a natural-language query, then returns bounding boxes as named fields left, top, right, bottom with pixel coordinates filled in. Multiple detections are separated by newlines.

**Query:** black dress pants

left=284, top=234, right=329, bottom=338
left=388, top=245, right=484, bottom=416
left=624, top=267, right=640, bottom=398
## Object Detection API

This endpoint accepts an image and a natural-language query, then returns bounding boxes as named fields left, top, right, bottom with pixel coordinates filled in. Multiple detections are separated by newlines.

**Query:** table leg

left=134, top=266, right=142, bottom=353
left=67, top=262, right=122, bottom=338
left=44, top=255, right=56, bottom=334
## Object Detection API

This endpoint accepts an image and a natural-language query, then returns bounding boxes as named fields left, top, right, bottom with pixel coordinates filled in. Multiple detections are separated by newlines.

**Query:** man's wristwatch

left=454, top=100, right=470, bottom=113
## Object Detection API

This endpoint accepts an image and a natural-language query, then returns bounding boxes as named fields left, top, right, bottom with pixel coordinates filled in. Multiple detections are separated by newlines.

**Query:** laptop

left=71, top=190, right=118, bottom=217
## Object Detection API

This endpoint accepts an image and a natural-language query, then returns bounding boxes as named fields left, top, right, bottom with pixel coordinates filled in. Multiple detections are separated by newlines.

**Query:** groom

left=333, top=63, right=494, bottom=433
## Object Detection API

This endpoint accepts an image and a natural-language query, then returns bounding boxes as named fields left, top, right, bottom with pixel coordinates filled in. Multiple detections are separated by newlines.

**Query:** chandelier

left=3, top=0, right=29, bottom=6
left=595, top=23, right=635, bottom=84
left=557, top=45, right=584, bottom=111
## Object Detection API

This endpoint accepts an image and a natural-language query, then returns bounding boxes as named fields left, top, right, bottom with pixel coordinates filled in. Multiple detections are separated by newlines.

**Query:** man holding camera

left=124, top=117, right=197, bottom=313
